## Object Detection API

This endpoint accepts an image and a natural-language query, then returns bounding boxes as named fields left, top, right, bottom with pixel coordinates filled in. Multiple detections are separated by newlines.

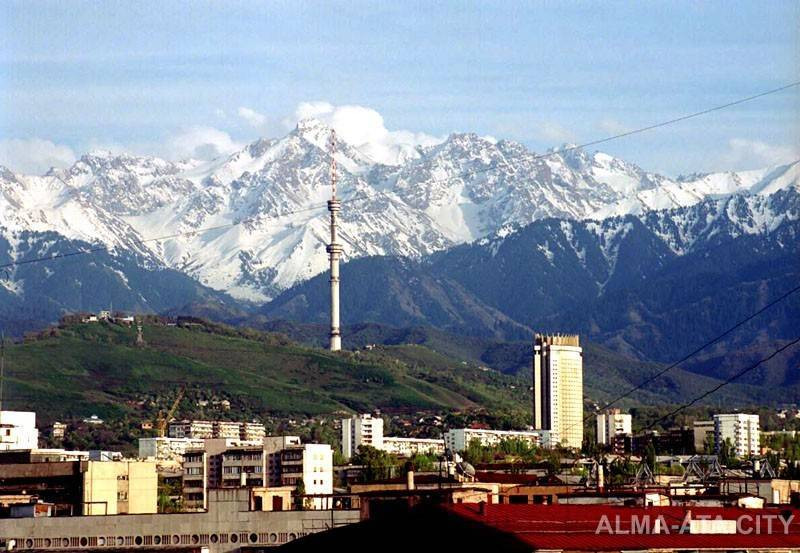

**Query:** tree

left=293, top=479, right=307, bottom=510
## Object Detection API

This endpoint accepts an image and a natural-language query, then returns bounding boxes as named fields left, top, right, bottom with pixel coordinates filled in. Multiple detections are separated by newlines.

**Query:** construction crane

left=156, top=386, right=185, bottom=438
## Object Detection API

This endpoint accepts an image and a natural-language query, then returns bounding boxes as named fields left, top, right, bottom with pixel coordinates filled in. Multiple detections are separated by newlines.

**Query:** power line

left=643, top=336, right=800, bottom=431
left=561, top=282, right=800, bottom=437
left=346, top=81, right=800, bottom=195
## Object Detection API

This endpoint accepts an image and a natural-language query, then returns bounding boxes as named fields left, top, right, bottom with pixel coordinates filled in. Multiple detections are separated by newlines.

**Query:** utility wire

left=643, top=336, right=800, bottom=431
left=560, top=282, right=800, bottom=438
left=345, top=81, right=800, bottom=197
left=3, top=82, right=796, bottom=271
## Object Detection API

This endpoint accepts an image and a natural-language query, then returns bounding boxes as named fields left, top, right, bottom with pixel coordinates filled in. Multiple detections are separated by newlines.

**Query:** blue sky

left=1, top=0, right=798, bottom=175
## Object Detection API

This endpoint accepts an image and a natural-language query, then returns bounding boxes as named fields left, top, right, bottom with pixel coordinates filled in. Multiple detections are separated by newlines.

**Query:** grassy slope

left=2, top=322, right=529, bottom=423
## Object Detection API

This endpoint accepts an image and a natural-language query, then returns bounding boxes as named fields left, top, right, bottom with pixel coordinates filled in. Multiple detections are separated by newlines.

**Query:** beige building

left=533, top=333, right=583, bottom=449
left=82, top=460, right=158, bottom=515
left=168, top=420, right=267, bottom=442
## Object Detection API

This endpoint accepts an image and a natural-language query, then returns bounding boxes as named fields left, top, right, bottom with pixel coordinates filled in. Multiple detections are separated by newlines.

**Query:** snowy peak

left=0, top=123, right=797, bottom=303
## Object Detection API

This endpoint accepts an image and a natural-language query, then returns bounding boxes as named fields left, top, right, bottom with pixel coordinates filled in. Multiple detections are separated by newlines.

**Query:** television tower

left=327, top=130, right=343, bottom=351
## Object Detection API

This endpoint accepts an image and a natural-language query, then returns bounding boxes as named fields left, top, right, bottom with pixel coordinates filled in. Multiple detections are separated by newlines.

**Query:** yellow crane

left=156, top=386, right=185, bottom=438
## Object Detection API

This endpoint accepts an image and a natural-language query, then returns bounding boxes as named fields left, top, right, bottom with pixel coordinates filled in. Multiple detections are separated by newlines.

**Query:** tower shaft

left=327, top=130, right=342, bottom=351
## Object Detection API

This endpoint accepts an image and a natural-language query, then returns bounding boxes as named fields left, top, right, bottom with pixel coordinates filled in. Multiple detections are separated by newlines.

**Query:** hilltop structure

left=532, top=334, right=583, bottom=449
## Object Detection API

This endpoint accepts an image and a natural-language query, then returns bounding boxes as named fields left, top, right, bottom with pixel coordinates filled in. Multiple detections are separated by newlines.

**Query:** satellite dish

left=456, top=461, right=476, bottom=477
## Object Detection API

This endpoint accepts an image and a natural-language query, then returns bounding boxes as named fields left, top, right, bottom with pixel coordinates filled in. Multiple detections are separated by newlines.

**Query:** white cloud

left=597, top=118, right=630, bottom=136
left=0, top=138, right=76, bottom=175
left=719, top=138, right=799, bottom=170
left=165, top=126, right=243, bottom=161
left=290, top=101, right=443, bottom=165
left=535, top=121, right=575, bottom=144
left=237, top=106, right=266, bottom=128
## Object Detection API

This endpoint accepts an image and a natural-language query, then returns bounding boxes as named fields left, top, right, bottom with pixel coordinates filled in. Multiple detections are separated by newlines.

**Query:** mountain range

left=0, top=120, right=798, bottom=370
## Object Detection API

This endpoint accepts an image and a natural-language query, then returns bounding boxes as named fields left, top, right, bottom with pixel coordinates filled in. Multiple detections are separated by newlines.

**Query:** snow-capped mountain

left=1, top=119, right=797, bottom=303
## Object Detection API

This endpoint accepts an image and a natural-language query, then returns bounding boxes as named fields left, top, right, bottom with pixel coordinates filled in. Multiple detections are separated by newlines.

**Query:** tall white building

left=714, top=413, right=760, bottom=458
left=0, top=411, right=39, bottom=450
left=341, top=414, right=384, bottom=459
left=596, top=408, right=632, bottom=447
left=533, top=334, right=584, bottom=449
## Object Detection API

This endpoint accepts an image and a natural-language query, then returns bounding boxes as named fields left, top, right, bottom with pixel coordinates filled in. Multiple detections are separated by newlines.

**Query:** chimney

left=406, top=469, right=415, bottom=491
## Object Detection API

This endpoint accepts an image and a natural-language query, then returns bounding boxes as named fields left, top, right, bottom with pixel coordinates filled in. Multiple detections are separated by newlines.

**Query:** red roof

left=445, top=503, right=800, bottom=550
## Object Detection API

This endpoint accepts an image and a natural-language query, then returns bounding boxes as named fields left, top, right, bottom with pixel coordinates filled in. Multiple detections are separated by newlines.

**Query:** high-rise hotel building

left=533, top=333, right=584, bottom=449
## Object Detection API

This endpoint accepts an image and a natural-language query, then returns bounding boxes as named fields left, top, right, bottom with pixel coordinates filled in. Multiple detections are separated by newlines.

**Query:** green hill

left=1, top=320, right=530, bottom=424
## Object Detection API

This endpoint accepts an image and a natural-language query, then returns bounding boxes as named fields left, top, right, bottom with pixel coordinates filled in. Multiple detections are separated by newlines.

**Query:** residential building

left=380, top=437, right=445, bottom=457
left=167, top=419, right=266, bottom=441
left=596, top=409, right=631, bottom=454
left=138, top=436, right=205, bottom=462
left=714, top=413, right=760, bottom=458
left=444, top=428, right=549, bottom=453
left=532, top=334, right=583, bottom=449
left=341, top=414, right=383, bottom=459
left=51, top=422, right=67, bottom=441
left=168, top=420, right=213, bottom=439
left=181, top=437, right=332, bottom=510
left=0, top=411, right=38, bottom=450
left=693, top=420, right=715, bottom=453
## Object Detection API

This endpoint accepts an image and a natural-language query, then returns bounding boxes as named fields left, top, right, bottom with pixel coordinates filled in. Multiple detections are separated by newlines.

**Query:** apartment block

left=168, top=419, right=267, bottom=442
left=714, top=414, right=760, bottom=458
left=444, top=428, right=549, bottom=453
left=380, top=437, right=445, bottom=457
left=693, top=420, right=715, bottom=453
left=341, top=414, right=383, bottom=459
left=596, top=409, right=632, bottom=453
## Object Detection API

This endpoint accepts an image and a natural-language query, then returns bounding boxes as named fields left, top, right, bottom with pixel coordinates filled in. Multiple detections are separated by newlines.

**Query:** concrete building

left=444, top=428, right=549, bottom=453
left=0, top=459, right=157, bottom=516
left=182, top=437, right=332, bottom=511
left=82, top=461, right=158, bottom=515
left=714, top=413, right=760, bottom=458
left=0, top=488, right=359, bottom=552
left=532, top=334, right=583, bottom=449
left=596, top=409, right=631, bottom=453
left=341, top=414, right=383, bottom=459
left=167, top=420, right=267, bottom=442
left=138, top=437, right=205, bottom=463
left=0, top=411, right=39, bottom=451
left=380, top=437, right=445, bottom=457
left=693, top=420, right=715, bottom=453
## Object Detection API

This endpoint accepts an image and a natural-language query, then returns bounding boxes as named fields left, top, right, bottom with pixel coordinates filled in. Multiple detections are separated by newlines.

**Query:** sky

left=1, top=0, right=798, bottom=175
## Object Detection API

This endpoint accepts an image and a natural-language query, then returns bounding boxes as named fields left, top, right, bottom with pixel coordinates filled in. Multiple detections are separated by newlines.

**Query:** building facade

left=444, top=428, right=549, bottom=453
left=693, top=420, right=715, bottom=453
left=168, top=420, right=266, bottom=441
left=596, top=409, right=632, bottom=453
left=380, top=437, right=445, bottom=457
left=714, top=414, right=760, bottom=458
left=341, top=414, right=383, bottom=459
left=532, top=334, right=583, bottom=449
left=0, top=411, right=39, bottom=451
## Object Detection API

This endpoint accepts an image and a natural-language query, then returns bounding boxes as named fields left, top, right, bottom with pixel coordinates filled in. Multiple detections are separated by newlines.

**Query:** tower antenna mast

left=327, top=130, right=343, bottom=351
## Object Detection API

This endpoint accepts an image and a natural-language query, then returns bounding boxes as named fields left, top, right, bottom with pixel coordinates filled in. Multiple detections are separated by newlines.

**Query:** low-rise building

left=380, top=437, right=445, bottom=457
left=444, top=428, right=549, bottom=453
left=51, top=422, right=66, bottom=441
